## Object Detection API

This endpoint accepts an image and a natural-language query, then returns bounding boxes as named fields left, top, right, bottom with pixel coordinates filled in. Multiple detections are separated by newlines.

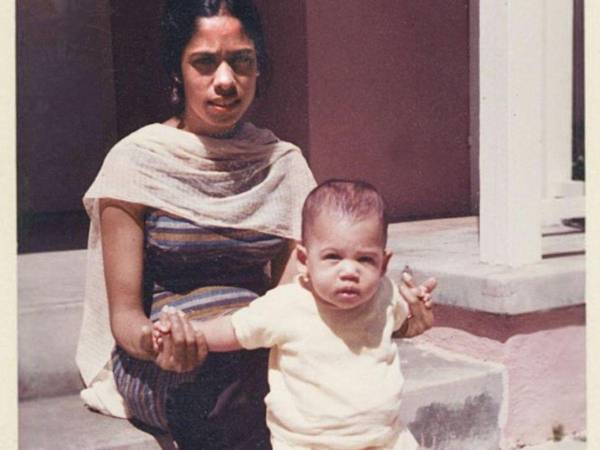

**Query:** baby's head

left=297, top=180, right=391, bottom=310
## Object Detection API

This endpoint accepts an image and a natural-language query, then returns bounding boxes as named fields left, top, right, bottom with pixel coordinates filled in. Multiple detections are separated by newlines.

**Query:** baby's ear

left=296, top=244, right=308, bottom=271
left=381, top=251, right=393, bottom=275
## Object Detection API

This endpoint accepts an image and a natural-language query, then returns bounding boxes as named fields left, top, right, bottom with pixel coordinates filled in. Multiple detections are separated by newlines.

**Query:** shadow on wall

left=18, top=211, right=90, bottom=254
left=17, top=0, right=170, bottom=254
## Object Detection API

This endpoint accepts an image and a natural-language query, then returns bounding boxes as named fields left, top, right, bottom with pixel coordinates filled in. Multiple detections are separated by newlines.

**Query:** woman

left=76, top=1, right=434, bottom=448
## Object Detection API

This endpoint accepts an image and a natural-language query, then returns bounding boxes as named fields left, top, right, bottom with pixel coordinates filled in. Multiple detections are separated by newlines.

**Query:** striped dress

left=112, top=209, right=288, bottom=440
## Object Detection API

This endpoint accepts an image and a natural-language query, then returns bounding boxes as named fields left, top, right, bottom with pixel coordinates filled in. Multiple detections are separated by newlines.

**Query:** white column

left=479, top=0, right=544, bottom=266
left=540, top=1, right=584, bottom=225
left=543, top=1, right=574, bottom=198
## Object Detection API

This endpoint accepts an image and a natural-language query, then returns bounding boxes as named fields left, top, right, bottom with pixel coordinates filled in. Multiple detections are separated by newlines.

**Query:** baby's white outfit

left=231, top=276, right=419, bottom=450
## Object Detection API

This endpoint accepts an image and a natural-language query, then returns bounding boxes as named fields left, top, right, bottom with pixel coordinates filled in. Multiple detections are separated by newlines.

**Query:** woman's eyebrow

left=188, top=51, right=217, bottom=58
left=230, top=48, right=256, bottom=55
left=224, top=48, right=257, bottom=59
left=188, top=48, right=256, bottom=58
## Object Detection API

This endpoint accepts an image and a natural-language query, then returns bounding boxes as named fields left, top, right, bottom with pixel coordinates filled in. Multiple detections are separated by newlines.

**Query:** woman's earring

left=170, top=76, right=182, bottom=104
left=170, top=85, right=180, bottom=104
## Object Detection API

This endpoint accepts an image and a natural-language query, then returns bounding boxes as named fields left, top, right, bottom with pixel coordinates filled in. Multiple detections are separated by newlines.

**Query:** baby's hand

left=151, top=322, right=167, bottom=352
left=151, top=306, right=173, bottom=352
left=395, top=271, right=436, bottom=338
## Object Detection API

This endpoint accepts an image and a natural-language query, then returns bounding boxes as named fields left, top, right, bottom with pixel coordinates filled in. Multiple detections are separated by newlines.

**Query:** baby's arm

left=192, top=315, right=242, bottom=352
left=153, top=307, right=242, bottom=353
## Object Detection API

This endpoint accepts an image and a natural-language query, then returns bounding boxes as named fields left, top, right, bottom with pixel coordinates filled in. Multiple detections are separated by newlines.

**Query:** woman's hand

left=395, top=272, right=437, bottom=338
left=152, top=307, right=208, bottom=372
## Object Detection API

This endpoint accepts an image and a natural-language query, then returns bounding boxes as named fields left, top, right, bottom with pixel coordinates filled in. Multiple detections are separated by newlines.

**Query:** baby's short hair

left=301, top=179, right=388, bottom=245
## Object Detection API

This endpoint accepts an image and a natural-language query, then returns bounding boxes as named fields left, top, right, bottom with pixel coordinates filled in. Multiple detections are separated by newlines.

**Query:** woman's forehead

left=187, top=15, right=255, bottom=51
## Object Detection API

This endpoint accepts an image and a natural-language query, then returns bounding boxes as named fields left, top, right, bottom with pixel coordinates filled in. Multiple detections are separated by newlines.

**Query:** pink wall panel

left=305, top=1, right=472, bottom=221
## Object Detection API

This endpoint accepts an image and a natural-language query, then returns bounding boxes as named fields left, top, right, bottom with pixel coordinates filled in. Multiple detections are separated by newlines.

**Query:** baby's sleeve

left=231, top=290, right=284, bottom=350
left=391, top=278, right=411, bottom=331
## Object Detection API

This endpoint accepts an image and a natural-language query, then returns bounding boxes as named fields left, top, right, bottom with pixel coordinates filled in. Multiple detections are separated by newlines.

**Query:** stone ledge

left=520, top=437, right=587, bottom=450
left=19, top=301, right=84, bottom=399
left=18, top=250, right=87, bottom=400
left=18, top=249, right=87, bottom=310
left=386, top=217, right=585, bottom=314
left=19, top=395, right=170, bottom=450
left=399, top=340, right=505, bottom=450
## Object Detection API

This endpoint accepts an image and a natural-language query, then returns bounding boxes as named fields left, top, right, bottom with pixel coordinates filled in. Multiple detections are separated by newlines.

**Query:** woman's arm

left=100, top=198, right=208, bottom=371
left=100, top=198, right=153, bottom=360
left=270, top=239, right=297, bottom=287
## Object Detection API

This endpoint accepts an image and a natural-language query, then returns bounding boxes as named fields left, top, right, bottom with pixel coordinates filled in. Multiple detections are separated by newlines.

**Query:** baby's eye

left=323, top=253, right=340, bottom=260
left=358, top=256, right=375, bottom=264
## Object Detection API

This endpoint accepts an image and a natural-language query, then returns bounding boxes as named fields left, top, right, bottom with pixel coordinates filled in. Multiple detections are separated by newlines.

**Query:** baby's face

left=298, top=212, right=390, bottom=310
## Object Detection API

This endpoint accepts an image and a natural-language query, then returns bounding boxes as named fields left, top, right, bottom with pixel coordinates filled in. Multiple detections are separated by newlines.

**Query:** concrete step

left=386, top=217, right=585, bottom=315
left=398, top=340, right=505, bottom=450
left=518, top=438, right=587, bottom=450
left=19, top=395, right=170, bottom=450
left=19, top=340, right=504, bottom=450
left=18, top=250, right=87, bottom=399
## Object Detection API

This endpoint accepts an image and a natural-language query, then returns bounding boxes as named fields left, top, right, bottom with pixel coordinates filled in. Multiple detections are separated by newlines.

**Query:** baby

left=154, top=180, right=434, bottom=449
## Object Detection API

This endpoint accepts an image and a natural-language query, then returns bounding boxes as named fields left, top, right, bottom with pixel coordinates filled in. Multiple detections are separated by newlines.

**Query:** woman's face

left=180, top=14, right=258, bottom=135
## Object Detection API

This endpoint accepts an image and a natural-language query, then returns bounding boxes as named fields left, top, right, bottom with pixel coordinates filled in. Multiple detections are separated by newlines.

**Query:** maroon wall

left=109, top=0, right=172, bottom=138
left=304, top=0, right=472, bottom=221
left=17, top=0, right=118, bottom=215
left=250, top=1, right=310, bottom=156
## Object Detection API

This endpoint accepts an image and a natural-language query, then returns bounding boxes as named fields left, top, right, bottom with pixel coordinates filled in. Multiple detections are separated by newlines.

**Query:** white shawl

left=75, top=122, right=316, bottom=417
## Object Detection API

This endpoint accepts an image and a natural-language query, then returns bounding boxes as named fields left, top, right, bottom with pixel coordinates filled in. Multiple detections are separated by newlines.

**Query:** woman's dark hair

left=161, top=0, right=268, bottom=112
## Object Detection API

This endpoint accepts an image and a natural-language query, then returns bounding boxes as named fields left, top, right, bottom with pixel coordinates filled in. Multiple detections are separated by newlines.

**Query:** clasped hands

left=144, top=271, right=436, bottom=372
left=139, top=307, right=208, bottom=373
